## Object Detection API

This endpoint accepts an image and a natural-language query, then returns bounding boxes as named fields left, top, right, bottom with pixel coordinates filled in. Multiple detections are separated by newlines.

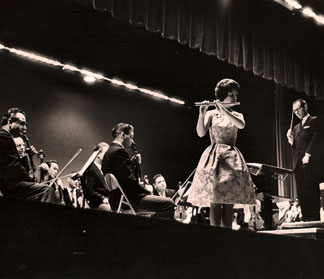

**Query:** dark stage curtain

left=275, top=85, right=296, bottom=199
left=91, top=0, right=324, bottom=100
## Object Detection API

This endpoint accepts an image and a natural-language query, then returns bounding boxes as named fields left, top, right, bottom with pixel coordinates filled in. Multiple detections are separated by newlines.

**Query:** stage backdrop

left=0, top=48, right=277, bottom=189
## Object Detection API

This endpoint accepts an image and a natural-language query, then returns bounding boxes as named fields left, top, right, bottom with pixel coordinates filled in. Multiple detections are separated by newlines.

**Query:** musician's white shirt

left=93, top=161, right=103, bottom=175
left=302, top=113, right=310, bottom=126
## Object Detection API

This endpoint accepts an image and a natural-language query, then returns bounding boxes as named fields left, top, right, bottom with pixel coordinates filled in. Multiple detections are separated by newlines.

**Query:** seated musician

left=37, top=160, right=66, bottom=204
left=272, top=201, right=291, bottom=229
left=81, top=142, right=111, bottom=211
left=13, top=136, right=29, bottom=171
left=152, top=174, right=175, bottom=198
left=66, top=171, right=89, bottom=208
left=0, top=108, right=57, bottom=203
left=101, top=123, right=174, bottom=218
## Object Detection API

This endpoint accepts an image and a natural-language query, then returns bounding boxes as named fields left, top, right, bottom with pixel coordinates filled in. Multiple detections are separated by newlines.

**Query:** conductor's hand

left=302, top=154, right=310, bottom=165
left=131, top=153, right=142, bottom=164
left=286, top=129, right=294, bottom=145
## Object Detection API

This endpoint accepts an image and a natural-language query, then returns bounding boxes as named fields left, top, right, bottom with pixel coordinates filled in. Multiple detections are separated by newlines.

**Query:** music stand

left=247, top=163, right=293, bottom=229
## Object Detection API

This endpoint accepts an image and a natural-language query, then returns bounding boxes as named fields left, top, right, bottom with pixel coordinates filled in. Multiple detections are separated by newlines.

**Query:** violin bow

left=46, top=173, right=73, bottom=184
left=289, top=109, right=294, bottom=130
left=48, top=148, right=82, bottom=188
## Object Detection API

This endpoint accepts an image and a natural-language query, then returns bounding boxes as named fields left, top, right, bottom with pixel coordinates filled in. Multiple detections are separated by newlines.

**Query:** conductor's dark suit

left=291, top=116, right=320, bottom=221
left=0, top=128, right=57, bottom=203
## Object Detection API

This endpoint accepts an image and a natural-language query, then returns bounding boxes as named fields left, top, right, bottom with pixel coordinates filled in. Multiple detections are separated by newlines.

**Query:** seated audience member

left=101, top=123, right=174, bottom=218
left=65, top=172, right=89, bottom=208
left=81, top=142, right=111, bottom=211
left=37, top=160, right=65, bottom=204
left=0, top=108, right=57, bottom=203
left=152, top=174, right=175, bottom=198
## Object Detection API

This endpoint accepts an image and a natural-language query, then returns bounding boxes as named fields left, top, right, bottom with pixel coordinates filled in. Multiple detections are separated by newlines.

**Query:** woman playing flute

left=187, top=79, right=256, bottom=228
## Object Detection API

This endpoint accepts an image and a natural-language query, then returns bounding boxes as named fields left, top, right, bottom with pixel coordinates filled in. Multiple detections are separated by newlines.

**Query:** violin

left=173, top=168, right=196, bottom=224
left=21, top=134, right=37, bottom=180
left=246, top=204, right=264, bottom=231
left=143, top=175, right=153, bottom=194
left=37, top=149, right=46, bottom=164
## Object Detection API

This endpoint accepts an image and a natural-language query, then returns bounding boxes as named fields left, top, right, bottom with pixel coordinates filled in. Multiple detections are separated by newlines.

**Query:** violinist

left=3, top=108, right=38, bottom=180
left=102, top=123, right=174, bottom=218
left=66, top=171, right=89, bottom=208
left=152, top=174, right=175, bottom=198
left=13, top=136, right=36, bottom=180
left=0, top=108, right=57, bottom=203
left=37, top=160, right=65, bottom=204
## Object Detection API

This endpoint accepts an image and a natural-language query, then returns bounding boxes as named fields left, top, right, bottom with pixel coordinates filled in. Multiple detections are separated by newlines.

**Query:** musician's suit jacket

left=101, top=142, right=149, bottom=206
left=0, top=128, right=32, bottom=189
left=82, top=163, right=110, bottom=208
left=153, top=188, right=175, bottom=199
left=0, top=128, right=56, bottom=202
left=291, top=115, right=319, bottom=170
left=62, top=188, right=85, bottom=208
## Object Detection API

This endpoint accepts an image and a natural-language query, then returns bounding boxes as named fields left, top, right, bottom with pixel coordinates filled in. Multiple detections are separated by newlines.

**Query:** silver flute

left=194, top=101, right=240, bottom=107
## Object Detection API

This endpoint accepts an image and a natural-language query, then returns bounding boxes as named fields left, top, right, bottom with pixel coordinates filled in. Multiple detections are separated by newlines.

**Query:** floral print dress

left=187, top=110, right=256, bottom=207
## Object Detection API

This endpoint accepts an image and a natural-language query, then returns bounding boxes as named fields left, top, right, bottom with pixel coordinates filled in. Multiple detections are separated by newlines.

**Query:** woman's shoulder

left=232, top=110, right=244, bottom=118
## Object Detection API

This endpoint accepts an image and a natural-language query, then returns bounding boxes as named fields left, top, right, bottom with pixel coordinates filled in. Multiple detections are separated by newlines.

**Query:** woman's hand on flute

left=199, top=101, right=209, bottom=115
left=214, top=100, right=225, bottom=111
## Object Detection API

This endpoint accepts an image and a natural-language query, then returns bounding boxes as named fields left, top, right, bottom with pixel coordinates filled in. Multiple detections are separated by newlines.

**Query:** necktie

left=71, top=190, right=76, bottom=207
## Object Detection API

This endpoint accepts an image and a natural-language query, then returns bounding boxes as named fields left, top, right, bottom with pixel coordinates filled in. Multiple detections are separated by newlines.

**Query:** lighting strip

left=0, top=43, right=185, bottom=105
left=274, top=0, right=324, bottom=26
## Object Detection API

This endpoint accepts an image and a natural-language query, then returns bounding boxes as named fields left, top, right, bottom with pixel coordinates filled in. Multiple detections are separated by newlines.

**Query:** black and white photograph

left=1, top=0, right=324, bottom=278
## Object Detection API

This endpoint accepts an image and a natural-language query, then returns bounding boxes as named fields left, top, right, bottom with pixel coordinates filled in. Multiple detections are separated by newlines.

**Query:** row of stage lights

left=0, top=43, right=185, bottom=106
left=275, top=0, right=324, bottom=25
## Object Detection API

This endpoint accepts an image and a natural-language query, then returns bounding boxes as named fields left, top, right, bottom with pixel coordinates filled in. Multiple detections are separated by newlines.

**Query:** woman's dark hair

left=215, top=79, right=240, bottom=101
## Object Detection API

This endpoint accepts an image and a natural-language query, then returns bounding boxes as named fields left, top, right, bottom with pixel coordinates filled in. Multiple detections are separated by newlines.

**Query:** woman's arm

left=217, top=101, right=245, bottom=129
left=196, top=103, right=212, bottom=137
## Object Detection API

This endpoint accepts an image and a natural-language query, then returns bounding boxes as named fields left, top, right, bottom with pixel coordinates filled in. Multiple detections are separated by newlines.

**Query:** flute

left=194, top=101, right=240, bottom=107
